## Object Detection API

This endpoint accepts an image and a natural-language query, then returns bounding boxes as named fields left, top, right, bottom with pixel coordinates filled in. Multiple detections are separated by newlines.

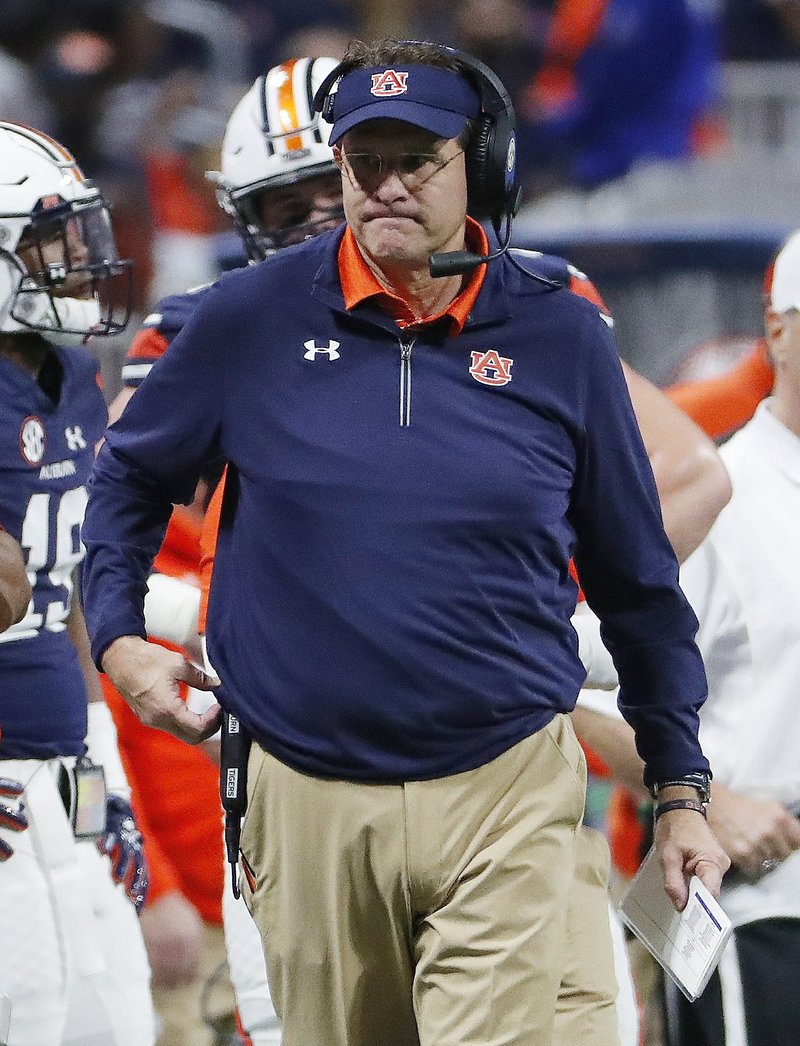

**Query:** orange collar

left=338, top=218, right=489, bottom=335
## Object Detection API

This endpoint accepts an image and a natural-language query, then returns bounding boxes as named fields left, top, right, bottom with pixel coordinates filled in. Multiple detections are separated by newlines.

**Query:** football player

left=104, top=58, right=342, bottom=1046
left=111, top=56, right=344, bottom=419
left=0, top=122, right=155, bottom=1046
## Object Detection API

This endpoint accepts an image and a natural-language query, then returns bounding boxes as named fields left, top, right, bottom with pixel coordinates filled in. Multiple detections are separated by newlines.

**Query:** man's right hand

left=0, top=778, right=28, bottom=862
left=654, top=793, right=730, bottom=910
left=101, top=635, right=221, bottom=744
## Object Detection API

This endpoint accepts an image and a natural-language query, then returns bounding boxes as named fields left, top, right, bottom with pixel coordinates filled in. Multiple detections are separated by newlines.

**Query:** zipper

left=398, top=336, right=417, bottom=427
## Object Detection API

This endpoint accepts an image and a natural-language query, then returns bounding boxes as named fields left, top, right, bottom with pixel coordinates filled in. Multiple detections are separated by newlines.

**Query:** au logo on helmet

left=370, top=70, right=409, bottom=97
left=469, top=350, right=514, bottom=387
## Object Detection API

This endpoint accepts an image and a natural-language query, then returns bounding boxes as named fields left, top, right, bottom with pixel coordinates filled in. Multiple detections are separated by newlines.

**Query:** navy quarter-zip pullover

left=82, top=226, right=709, bottom=786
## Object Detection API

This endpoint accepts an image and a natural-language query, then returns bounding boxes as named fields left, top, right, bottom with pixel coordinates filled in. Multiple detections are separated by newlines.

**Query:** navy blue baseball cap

left=327, top=65, right=482, bottom=145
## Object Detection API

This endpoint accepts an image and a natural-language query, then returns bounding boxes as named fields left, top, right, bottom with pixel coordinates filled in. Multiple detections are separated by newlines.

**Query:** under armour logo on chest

left=304, top=339, right=341, bottom=361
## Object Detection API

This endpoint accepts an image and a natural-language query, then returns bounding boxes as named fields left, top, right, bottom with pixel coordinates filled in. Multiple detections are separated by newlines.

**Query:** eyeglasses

left=340, top=149, right=464, bottom=191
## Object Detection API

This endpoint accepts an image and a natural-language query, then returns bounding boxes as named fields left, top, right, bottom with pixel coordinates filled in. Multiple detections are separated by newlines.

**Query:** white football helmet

left=0, top=122, right=132, bottom=346
left=214, top=57, right=343, bottom=259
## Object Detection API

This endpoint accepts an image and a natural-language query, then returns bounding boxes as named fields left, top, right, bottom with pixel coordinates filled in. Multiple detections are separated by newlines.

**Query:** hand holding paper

left=619, top=846, right=732, bottom=1002
left=654, top=799, right=730, bottom=909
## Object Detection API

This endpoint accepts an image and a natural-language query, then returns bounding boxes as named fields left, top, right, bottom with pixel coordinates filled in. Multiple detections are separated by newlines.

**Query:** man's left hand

left=97, top=794, right=149, bottom=913
left=655, top=808, right=730, bottom=910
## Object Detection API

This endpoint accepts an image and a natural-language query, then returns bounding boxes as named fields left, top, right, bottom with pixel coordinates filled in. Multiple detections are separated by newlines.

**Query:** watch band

left=653, top=798, right=707, bottom=821
left=651, top=772, right=711, bottom=803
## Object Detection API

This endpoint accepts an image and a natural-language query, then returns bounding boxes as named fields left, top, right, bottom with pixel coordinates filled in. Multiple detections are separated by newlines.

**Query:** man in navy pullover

left=82, top=39, right=729, bottom=1046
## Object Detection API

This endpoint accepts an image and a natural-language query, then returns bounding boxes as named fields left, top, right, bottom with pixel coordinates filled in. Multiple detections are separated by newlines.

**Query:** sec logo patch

left=19, top=415, right=46, bottom=465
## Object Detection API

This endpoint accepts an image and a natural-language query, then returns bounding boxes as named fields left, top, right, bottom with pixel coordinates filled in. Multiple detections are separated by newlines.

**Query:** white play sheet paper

left=619, top=845, right=732, bottom=1001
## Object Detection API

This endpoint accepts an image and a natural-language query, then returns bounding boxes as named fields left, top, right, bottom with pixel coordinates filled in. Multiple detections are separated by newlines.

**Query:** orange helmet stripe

left=275, top=59, right=304, bottom=153
left=2, top=121, right=86, bottom=182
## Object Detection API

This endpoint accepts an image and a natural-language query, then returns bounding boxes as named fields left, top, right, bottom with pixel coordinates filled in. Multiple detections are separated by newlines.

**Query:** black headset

left=311, top=42, right=520, bottom=225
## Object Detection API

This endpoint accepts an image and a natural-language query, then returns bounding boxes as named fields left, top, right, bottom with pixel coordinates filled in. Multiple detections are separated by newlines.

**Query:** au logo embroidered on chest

left=469, top=350, right=514, bottom=387
left=303, top=339, right=341, bottom=361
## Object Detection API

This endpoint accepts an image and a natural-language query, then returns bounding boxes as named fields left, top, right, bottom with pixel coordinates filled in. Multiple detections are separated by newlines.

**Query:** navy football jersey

left=122, top=286, right=211, bottom=389
left=0, top=344, right=106, bottom=759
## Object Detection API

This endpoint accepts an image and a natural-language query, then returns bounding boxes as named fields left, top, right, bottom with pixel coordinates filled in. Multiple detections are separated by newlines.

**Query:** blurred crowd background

left=2, top=0, right=800, bottom=389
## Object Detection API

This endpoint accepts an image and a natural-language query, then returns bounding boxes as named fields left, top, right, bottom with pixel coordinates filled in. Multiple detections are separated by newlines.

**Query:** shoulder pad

left=509, top=249, right=612, bottom=324
left=508, top=248, right=572, bottom=289
left=142, top=284, right=213, bottom=336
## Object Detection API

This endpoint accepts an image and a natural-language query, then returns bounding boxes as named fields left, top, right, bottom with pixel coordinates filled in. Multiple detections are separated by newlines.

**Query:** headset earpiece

left=453, top=54, right=518, bottom=222
left=432, top=44, right=519, bottom=221
left=464, top=115, right=491, bottom=216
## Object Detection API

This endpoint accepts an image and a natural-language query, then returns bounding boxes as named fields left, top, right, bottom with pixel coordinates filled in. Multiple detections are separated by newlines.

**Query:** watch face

left=682, top=772, right=711, bottom=801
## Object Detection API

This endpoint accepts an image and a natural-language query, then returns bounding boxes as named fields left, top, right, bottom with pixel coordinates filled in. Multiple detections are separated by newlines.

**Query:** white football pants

left=0, top=759, right=155, bottom=1046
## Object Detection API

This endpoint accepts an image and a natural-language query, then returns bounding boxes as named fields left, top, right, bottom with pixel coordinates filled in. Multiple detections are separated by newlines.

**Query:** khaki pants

left=240, top=714, right=586, bottom=1046
left=554, top=826, right=622, bottom=1046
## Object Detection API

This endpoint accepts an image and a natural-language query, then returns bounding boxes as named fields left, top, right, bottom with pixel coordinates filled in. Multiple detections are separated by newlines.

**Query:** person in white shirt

left=573, top=228, right=800, bottom=1046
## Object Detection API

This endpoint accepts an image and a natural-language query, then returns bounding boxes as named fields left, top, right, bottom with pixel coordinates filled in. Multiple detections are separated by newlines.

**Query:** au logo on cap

left=370, top=70, right=409, bottom=97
